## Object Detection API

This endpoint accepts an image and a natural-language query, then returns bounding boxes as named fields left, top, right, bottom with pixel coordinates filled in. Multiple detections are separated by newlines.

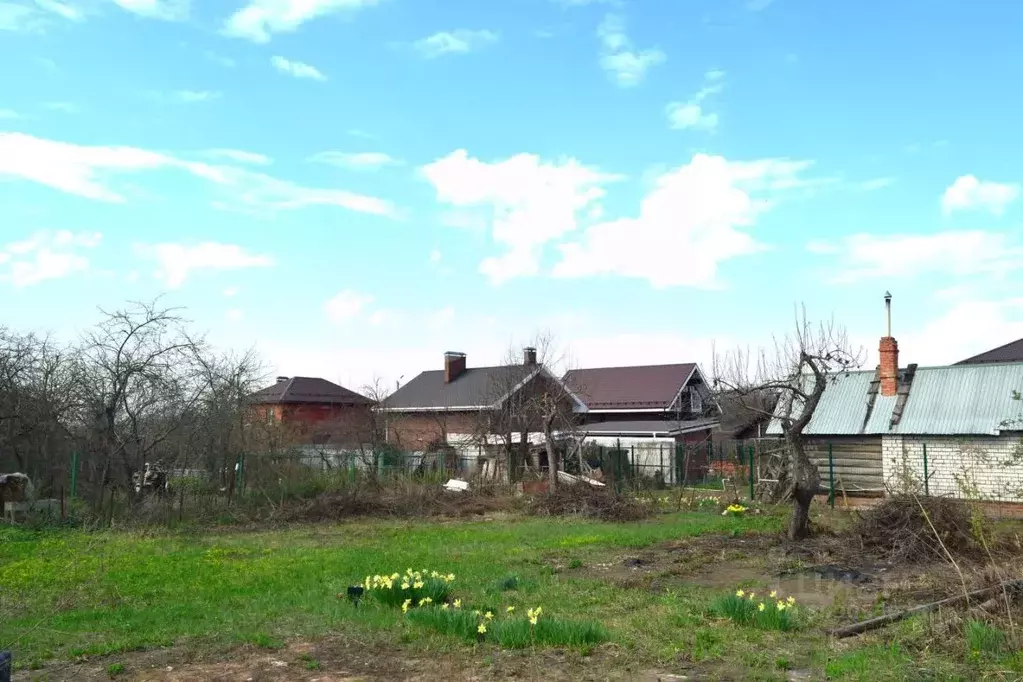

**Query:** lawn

left=2, top=508, right=1021, bottom=680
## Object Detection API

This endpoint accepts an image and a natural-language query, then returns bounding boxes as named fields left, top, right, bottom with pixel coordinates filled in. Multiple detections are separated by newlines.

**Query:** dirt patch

left=18, top=638, right=711, bottom=682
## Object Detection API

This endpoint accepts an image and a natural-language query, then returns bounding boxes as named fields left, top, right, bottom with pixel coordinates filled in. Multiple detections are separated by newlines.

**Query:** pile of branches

left=279, top=483, right=515, bottom=522
left=855, top=495, right=987, bottom=564
left=528, top=484, right=651, bottom=522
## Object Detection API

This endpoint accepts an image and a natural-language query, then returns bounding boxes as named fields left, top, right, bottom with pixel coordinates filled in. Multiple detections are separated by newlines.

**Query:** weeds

left=964, top=619, right=1009, bottom=656
left=362, top=569, right=455, bottom=608
left=712, top=589, right=801, bottom=631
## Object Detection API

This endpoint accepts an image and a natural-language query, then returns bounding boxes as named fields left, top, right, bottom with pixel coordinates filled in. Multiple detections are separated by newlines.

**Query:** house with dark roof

left=379, top=348, right=587, bottom=457
left=248, top=376, right=375, bottom=444
left=563, top=363, right=720, bottom=443
left=766, top=323, right=1023, bottom=501
left=957, top=338, right=1023, bottom=366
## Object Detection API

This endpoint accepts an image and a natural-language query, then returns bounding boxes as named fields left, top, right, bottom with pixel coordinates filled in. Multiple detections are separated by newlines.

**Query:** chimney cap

left=443, top=351, right=466, bottom=359
left=884, top=291, right=892, bottom=302
left=276, top=375, right=289, bottom=383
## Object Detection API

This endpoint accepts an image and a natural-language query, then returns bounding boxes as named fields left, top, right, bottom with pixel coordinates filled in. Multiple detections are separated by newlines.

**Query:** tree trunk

left=544, top=428, right=558, bottom=491
left=786, top=437, right=819, bottom=540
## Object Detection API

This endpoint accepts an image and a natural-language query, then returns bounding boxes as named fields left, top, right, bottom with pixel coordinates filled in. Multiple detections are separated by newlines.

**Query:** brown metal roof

left=249, top=376, right=373, bottom=406
left=382, top=365, right=536, bottom=410
left=957, top=338, right=1023, bottom=365
left=564, top=363, right=697, bottom=410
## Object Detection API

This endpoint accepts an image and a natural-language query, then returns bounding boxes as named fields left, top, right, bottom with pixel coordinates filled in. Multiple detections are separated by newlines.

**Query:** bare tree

left=714, top=306, right=863, bottom=540
left=476, top=333, right=584, bottom=490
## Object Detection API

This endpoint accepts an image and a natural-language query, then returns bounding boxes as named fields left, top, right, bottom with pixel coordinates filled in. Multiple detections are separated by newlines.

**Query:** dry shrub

left=528, top=484, right=652, bottom=522
left=280, top=482, right=516, bottom=522
left=855, top=495, right=986, bottom=564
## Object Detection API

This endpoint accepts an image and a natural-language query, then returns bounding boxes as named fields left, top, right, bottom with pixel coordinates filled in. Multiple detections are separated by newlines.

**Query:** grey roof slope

left=249, top=376, right=373, bottom=406
left=564, top=363, right=697, bottom=410
left=382, top=365, right=537, bottom=410
left=580, top=417, right=719, bottom=436
left=958, top=338, right=1023, bottom=365
left=765, top=362, right=1023, bottom=436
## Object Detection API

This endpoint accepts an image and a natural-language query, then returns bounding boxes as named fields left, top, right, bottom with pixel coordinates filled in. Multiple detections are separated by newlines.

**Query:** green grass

left=711, top=592, right=800, bottom=631
left=2, top=506, right=1021, bottom=679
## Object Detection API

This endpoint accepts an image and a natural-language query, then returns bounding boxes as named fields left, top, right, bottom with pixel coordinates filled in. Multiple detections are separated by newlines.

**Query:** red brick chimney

left=879, top=292, right=899, bottom=397
left=523, top=346, right=537, bottom=366
left=444, top=352, right=466, bottom=383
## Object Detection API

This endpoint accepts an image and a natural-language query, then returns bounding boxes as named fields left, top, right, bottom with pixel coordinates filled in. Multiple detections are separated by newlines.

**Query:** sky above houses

left=2, top=0, right=1023, bottom=392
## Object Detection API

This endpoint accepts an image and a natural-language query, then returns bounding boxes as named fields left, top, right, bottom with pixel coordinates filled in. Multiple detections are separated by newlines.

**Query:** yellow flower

left=454, top=599, right=462, bottom=608
left=441, top=603, right=449, bottom=610
left=529, top=615, right=538, bottom=625
left=406, top=568, right=413, bottom=575
left=776, top=601, right=786, bottom=611
left=391, top=573, right=399, bottom=581
left=430, top=571, right=439, bottom=578
left=401, top=599, right=412, bottom=613
left=735, top=589, right=745, bottom=598
left=748, top=592, right=755, bottom=600
left=413, top=581, right=425, bottom=589
left=401, top=582, right=411, bottom=590
left=506, top=606, right=515, bottom=613
left=477, top=623, right=487, bottom=634
left=422, top=597, right=433, bottom=605
left=484, top=611, right=494, bottom=620
left=787, top=596, right=796, bottom=606
left=769, top=591, right=777, bottom=599
left=473, top=610, right=481, bottom=616
left=758, top=602, right=765, bottom=612
left=446, top=573, right=456, bottom=582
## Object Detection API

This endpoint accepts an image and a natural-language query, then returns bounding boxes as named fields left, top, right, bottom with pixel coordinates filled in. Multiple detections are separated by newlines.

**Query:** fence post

left=706, top=441, right=713, bottom=483
left=922, top=443, right=929, bottom=496
left=659, top=443, right=664, bottom=485
left=748, top=445, right=755, bottom=500
left=1, top=650, right=12, bottom=682
left=69, top=451, right=78, bottom=500
left=827, top=442, right=836, bottom=508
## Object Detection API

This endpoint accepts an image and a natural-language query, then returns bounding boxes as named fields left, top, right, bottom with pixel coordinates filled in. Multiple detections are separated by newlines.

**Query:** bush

left=712, top=589, right=801, bottom=631
left=855, top=496, right=986, bottom=563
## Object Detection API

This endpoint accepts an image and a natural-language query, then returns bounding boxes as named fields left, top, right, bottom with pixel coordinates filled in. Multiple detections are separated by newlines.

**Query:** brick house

left=379, top=348, right=588, bottom=463
left=248, top=376, right=375, bottom=446
left=765, top=329, right=1023, bottom=501
left=563, top=363, right=721, bottom=482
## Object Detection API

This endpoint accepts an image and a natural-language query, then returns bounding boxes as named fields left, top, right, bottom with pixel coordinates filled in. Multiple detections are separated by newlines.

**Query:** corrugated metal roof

left=766, top=362, right=1023, bottom=436
left=382, top=365, right=536, bottom=410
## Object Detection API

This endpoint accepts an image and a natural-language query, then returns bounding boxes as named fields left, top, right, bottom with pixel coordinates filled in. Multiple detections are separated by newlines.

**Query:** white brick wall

left=882, top=434, right=1023, bottom=502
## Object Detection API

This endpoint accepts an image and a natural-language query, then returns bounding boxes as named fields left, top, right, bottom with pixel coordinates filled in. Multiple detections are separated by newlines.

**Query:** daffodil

left=413, top=581, right=425, bottom=589
left=748, top=592, right=755, bottom=600
left=735, top=589, right=745, bottom=598
left=421, top=597, right=433, bottom=605
left=454, top=599, right=462, bottom=608
left=484, top=611, right=494, bottom=620
left=758, top=602, right=765, bottom=612
left=506, top=606, right=515, bottom=613
left=446, top=573, right=455, bottom=582
left=473, top=610, right=481, bottom=616
left=401, top=599, right=412, bottom=613
left=477, top=623, right=487, bottom=634
left=401, top=582, right=410, bottom=590
left=769, top=590, right=777, bottom=599
left=787, top=596, right=796, bottom=606
left=441, top=603, right=449, bottom=610
left=776, top=601, right=786, bottom=611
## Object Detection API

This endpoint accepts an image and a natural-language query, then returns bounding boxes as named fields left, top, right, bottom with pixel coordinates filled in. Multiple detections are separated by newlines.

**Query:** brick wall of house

left=385, top=411, right=482, bottom=450
left=882, top=434, right=1023, bottom=501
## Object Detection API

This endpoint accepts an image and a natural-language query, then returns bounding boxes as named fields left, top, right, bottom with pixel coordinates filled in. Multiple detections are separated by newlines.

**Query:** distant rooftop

left=249, top=376, right=373, bottom=406
left=957, top=338, right=1023, bottom=366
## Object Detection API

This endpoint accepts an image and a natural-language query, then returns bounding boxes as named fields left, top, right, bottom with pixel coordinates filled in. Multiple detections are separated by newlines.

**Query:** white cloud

left=224, top=0, right=381, bottom=43
left=554, top=154, right=812, bottom=288
left=859, top=177, right=896, bottom=191
left=174, top=90, right=221, bottom=103
left=138, top=242, right=274, bottom=289
left=0, top=2, right=79, bottom=31
left=112, top=0, right=189, bottom=20
left=205, top=148, right=271, bottom=165
left=421, top=149, right=621, bottom=284
left=0, top=132, right=397, bottom=216
left=597, top=14, right=664, bottom=87
left=34, top=0, right=83, bottom=21
left=941, top=175, right=1019, bottom=216
left=807, top=230, right=1023, bottom=284
left=309, top=151, right=401, bottom=170
left=0, top=230, right=102, bottom=288
left=666, top=70, right=724, bottom=131
left=413, top=29, right=499, bottom=58
left=324, top=289, right=374, bottom=325
left=270, top=55, right=327, bottom=81
left=896, top=298, right=1023, bottom=367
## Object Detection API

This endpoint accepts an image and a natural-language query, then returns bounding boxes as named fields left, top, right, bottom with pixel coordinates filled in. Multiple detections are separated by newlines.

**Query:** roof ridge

left=568, top=362, right=695, bottom=372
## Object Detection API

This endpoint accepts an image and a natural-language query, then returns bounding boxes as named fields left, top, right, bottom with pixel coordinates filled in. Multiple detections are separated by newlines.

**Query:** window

left=689, top=387, right=703, bottom=413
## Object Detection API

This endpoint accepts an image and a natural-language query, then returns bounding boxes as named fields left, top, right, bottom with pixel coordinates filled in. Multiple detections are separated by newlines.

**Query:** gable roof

left=563, top=363, right=698, bottom=411
left=249, top=377, right=373, bottom=406
left=957, top=338, right=1023, bottom=366
left=381, top=364, right=587, bottom=412
left=765, top=362, right=1023, bottom=436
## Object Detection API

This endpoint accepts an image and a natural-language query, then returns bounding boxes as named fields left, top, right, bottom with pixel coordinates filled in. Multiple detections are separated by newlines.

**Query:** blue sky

left=2, top=0, right=1023, bottom=391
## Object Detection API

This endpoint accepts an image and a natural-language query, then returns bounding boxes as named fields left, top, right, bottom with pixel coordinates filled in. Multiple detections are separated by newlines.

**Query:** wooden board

left=805, top=437, right=883, bottom=494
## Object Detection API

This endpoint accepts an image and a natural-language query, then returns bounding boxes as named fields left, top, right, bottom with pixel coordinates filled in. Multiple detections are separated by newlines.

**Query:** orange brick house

left=248, top=376, right=375, bottom=446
